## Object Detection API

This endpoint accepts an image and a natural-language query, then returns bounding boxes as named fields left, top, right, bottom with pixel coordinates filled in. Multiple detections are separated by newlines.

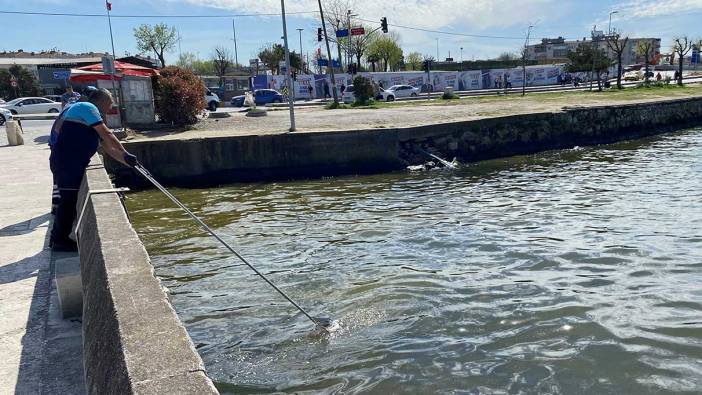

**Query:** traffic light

left=422, top=60, right=429, bottom=72
left=292, top=71, right=298, bottom=81
left=381, top=17, right=388, bottom=33
left=317, top=27, right=323, bottom=42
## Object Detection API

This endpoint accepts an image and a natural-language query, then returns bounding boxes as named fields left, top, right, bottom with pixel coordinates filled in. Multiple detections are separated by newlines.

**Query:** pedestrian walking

left=656, top=72, right=662, bottom=81
left=340, top=83, right=346, bottom=95
left=60, top=86, right=81, bottom=109
left=49, top=88, right=137, bottom=251
left=323, top=81, right=331, bottom=99
left=307, top=84, right=314, bottom=99
left=505, top=74, right=512, bottom=89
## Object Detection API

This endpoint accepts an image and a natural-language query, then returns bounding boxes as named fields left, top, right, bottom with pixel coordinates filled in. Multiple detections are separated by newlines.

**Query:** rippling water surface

left=126, top=129, right=702, bottom=394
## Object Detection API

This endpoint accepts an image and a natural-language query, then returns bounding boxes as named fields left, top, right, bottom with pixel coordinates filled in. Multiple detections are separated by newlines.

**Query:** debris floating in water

left=317, top=319, right=341, bottom=333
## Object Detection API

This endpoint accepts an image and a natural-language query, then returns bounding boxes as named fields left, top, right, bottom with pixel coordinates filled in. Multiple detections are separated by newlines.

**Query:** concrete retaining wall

left=76, top=157, right=218, bottom=394
left=108, top=97, right=702, bottom=187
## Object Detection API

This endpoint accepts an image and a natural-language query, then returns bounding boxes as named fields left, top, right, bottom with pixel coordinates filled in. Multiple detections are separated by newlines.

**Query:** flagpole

left=106, top=1, right=125, bottom=130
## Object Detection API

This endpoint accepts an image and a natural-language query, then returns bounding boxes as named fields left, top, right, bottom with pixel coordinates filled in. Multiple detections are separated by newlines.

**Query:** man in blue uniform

left=50, top=87, right=137, bottom=251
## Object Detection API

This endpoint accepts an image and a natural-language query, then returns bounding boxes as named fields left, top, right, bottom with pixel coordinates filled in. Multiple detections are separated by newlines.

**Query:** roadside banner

left=255, top=65, right=566, bottom=96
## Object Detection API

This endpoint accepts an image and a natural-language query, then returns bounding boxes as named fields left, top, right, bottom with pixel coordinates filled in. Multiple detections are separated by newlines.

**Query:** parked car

left=205, top=89, right=220, bottom=111
left=44, top=95, right=62, bottom=103
left=0, top=107, right=12, bottom=126
left=380, top=85, right=420, bottom=101
left=623, top=70, right=643, bottom=81
left=342, top=85, right=357, bottom=104
left=0, top=97, right=61, bottom=115
left=230, top=89, right=284, bottom=107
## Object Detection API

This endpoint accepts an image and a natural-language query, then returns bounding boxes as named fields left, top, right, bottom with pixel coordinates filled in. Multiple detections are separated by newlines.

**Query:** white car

left=342, top=85, right=357, bottom=104
left=0, top=97, right=61, bottom=115
left=0, top=107, right=12, bottom=126
left=205, top=89, right=220, bottom=111
left=381, top=85, right=420, bottom=101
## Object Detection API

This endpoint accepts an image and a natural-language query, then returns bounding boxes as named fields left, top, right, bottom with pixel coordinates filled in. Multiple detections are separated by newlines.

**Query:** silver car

left=380, top=85, right=420, bottom=101
left=0, top=107, right=12, bottom=126
left=0, top=97, right=62, bottom=115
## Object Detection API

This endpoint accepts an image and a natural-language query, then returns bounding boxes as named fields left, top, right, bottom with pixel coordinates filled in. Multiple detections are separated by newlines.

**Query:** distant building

left=0, top=50, right=160, bottom=94
left=527, top=36, right=661, bottom=67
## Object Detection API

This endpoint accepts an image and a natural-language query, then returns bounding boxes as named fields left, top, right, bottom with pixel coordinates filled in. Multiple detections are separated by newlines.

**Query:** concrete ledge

left=76, top=156, right=218, bottom=394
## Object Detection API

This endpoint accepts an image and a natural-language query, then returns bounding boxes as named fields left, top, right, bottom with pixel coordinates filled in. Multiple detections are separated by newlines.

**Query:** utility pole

left=460, top=47, right=463, bottom=71
left=232, top=19, right=239, bottom=68
left=177, top=31, right=182, bottom=59
left=280, top=0, right=295, bottom=132
left=436, top=38, right=439, bottom=60
left=105, top=0, right=124, bottom=130
left=608, top=11, right=618, bottom=35
left=317, top=0, right=339, bottom=104
left=522, top=25, right=533, bottom=97
left=590, top=26, right=597, bottom=91
left=297, top=28, right=304, bottom=71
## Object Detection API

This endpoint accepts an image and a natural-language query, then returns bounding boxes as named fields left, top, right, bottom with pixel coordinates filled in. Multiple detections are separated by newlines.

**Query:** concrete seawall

left=108, top=97, right=702, bottom=187
left=76, top=157, right=218, bottom=394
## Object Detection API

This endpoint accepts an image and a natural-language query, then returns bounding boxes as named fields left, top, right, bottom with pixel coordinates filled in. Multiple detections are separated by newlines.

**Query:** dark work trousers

left=50, top=169, right=83, bottom=244
left=49, top=148, right=60, bottom=205
left=51, top=188, right=79, bottom=243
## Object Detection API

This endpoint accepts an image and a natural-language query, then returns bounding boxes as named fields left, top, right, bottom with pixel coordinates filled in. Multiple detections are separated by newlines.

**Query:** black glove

left=124, top=152, right=138, bottom=168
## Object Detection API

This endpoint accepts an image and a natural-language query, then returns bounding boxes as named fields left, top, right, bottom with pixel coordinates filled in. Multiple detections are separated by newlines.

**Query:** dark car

left=231, top=89, right=284, bottom=107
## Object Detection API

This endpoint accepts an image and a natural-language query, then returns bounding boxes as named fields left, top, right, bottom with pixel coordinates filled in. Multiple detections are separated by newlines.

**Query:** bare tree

left=323, top=0, right=355, bottom=69
left=606, top=32, right=629, bottom=89
left=348, top=23, right=380, bottom=69
left=673, top=36, right=693, bottom=86
left=636, top=41, right=654, bottom=83
left=211, top=46, right=232, bottom=89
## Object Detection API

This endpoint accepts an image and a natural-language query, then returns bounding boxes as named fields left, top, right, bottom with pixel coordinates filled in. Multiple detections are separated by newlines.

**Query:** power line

left=355, top=17, right=526, bottom=40
left=0, top=9, right=318, bottom=18
left=2, top=8, right=574, bottom=43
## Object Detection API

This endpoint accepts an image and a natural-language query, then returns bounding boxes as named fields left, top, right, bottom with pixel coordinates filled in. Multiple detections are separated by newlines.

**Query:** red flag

left=106, top=1, right=112, bottom=11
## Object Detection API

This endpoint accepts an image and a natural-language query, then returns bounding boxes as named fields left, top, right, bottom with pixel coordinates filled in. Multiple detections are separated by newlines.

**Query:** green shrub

left=441, top=92, right=459, bottom=100
left=352, top=75, right=374, bottom=105
left=153, top=66, right=205, bottom=125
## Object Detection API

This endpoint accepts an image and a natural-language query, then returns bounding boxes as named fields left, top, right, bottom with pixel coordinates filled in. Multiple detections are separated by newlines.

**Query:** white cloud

left=176, top=0, right=558, bottom=30
left=173, top=0, right=562, bottom=58
left=610, top=0, right=702, bottom=20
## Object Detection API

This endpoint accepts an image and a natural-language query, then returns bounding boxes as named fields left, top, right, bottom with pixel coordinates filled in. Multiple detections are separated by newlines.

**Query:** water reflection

left=127, top=129, right=702, bottom=394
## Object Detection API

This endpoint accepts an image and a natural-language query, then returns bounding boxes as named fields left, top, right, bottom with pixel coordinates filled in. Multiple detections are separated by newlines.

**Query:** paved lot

left=0, top=120, right=85, bottom=394
left=131, top=84, right=702, bottom=142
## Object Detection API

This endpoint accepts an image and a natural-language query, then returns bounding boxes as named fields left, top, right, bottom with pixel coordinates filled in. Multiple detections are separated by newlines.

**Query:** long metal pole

left=281, top=0, right=296, bottom=132
left=297, top=28, right=304, bottom=70
left=106, top=2, right=124, bottom=130
left=318, top=0, right=339, bottom=104
left=133, top=165, right=325, bottom=328
left=436, top=38, right=439, bottom=60
left=232, top=19, right=239, bottom=67
left=522, top=25, right=533, bottom=97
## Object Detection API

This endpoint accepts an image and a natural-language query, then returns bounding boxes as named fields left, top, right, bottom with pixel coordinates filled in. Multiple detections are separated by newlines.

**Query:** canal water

left=126, top=128, right=702, bottom=394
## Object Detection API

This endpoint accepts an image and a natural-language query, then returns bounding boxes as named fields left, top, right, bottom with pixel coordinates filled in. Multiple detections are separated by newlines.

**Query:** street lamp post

left=460, top=47, right=463, bottom=71
left=522, top=25, right=533, bottom=97
left=436, top=38, right=439, bottom=60
left=232, top=19, right=239, bottom=68
left=280, top=0, right=295, bottom=132
left=296, top=28, right=304, bottom=71
left=608, top=11, right=618, bottom=34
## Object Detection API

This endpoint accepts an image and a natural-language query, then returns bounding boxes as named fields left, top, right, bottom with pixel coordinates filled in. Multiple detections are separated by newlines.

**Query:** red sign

left=350, top=27, right=365, bottom=36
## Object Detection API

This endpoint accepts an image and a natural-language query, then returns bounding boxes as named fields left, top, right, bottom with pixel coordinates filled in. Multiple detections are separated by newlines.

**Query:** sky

left=1, top=0, right=701, bottom=66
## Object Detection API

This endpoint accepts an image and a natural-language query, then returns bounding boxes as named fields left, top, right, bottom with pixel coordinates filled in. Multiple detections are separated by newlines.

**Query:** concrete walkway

left=0, top=120, right=84, bottom=394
